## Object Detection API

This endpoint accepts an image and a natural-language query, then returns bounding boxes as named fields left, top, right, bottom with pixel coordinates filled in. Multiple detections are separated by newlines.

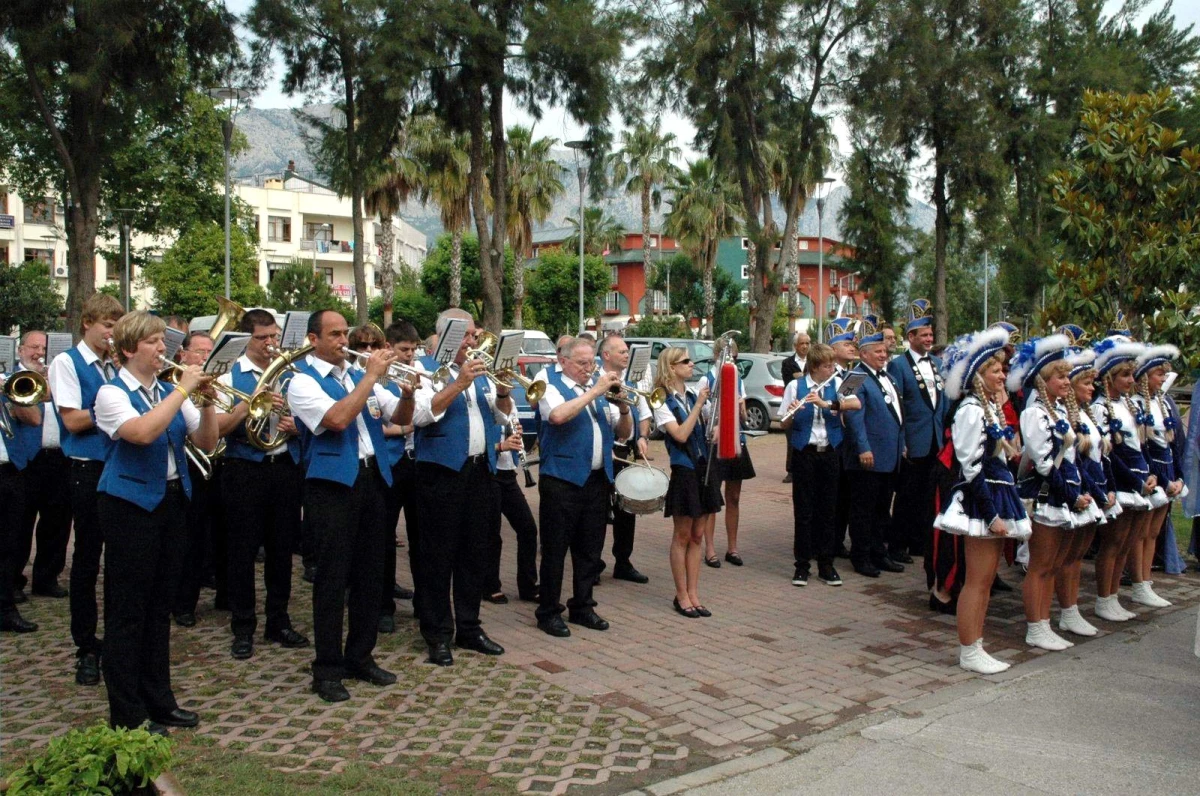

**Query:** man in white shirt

left=599, top=335, right=651, bottom=584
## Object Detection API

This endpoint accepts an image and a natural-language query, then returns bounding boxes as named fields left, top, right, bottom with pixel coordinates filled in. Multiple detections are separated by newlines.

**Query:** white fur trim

left=1007, top=334, right=1070, bottom=394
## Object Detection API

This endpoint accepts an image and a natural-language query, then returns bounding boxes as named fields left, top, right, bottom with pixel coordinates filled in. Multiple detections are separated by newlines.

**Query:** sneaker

left=1040, top=620, right=1074, bottom=649
left=959, top=640, right=1009, bottom=675
left=1058, top=605, right=1098, bottom=637
left=1026, top=621, right=1070, bottom=651
left=1130, top=581, right=1171, bottom=608
left=818, top=564, right=842, bottom=586
left=1095, top=595, right=1130, bottom=622
left=791, top=568, right=809, bottom=587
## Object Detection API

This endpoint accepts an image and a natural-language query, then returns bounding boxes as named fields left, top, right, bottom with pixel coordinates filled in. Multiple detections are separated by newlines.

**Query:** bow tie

left=917, top=355, right=930, bottom=363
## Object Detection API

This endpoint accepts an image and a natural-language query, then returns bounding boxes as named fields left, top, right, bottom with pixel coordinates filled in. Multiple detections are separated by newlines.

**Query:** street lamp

left=108, top=207, right=136, bottom=311
left=207, top=86, right=250, bottom=299
left=565, top=140, right=589, bottom=335
left=813, top=176, right=834, bottom=342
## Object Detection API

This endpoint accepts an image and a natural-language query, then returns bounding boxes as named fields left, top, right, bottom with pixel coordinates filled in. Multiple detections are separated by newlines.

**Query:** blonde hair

left=1069, top=370, right=1101, bottom=456
left=654, top=346, right=689, bottom=395
left=804, top=343, right=834, bottom=375
left=971, top=355, right=1018, bottom=458
left=111, top=311, right=166, bottom=366
left=1138, top=369, right=1174, bottom=444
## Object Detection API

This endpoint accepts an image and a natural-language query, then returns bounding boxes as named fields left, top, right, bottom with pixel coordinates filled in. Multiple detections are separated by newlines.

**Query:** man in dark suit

left=843, top=321, right=906, bottom=578
left=886, top=300, right=946, bottom=563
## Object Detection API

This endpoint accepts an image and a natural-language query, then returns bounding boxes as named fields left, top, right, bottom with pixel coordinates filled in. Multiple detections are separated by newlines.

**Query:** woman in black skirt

left=702, top=339, right=756, bottom=567
left=654, top=347, right=720, bottom=618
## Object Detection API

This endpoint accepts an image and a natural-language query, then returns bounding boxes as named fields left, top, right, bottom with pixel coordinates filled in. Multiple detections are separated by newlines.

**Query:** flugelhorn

left=607, top=383, right=666, bottom=409
left=465, top=331, right=535, bottom=398
left=157, top=355, right=264, bottom=414
left=0, top=370, right=49, bottom=438
left=340, top=347, right=449, bottom=391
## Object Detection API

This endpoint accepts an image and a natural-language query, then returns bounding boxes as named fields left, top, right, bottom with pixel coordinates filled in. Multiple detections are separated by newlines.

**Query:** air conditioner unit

left=54, top=264, right=69, bottom=278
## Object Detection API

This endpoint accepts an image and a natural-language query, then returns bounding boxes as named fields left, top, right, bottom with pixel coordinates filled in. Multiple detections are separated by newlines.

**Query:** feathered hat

left=1066, top=346, right=1096, bottom=380
left=1133, top=343, right=1179, bottom=380
left=1006, top=334, right=1071, bottom=393
left=826, top=317, right=856, bottom=345
left=855, top=316, right=885, bottom=348
left=1056, top=324, right=1089, bottom=346
left=907, top=299, right=933, bottom=333
left=1093, top=336, right=1145, bottom=378
left=1107, top=310, right=1133, bottom=340
left=989, top=321, right=1021, bottom=345
left=942, top=326, right=1011, bottom=401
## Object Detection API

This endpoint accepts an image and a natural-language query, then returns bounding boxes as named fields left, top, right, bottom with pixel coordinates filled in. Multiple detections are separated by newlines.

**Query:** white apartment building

left=0, top=170, right=427, bottom=307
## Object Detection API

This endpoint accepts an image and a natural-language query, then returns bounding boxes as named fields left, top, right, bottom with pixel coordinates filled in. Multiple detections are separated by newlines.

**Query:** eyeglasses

left=352, top=342, right=384, bottom=351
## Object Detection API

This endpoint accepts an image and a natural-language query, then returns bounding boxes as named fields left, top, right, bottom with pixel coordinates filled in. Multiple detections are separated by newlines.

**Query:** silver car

left=687, top=352, right=787, bottom=432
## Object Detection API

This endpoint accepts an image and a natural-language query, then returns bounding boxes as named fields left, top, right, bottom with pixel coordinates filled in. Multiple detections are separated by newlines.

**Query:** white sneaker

left=1131, top=581, right=1172, bottom=608
left=1026, top=621, right=1070, bottom=651
left=1113, top=592, right=1138, bottom=619
left=1058, top=605, right=1099, bottom=637
left=1147, top=581, right=1173, bottom=607
left=1040, top=619, right=1074, bottom=648
left=1095, top=595, right=1130, bottom=622
left=959, top=640, right=1010, bottom=675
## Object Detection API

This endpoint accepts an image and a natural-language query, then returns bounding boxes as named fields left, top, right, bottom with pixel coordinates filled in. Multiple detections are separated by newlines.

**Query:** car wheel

left=744, top=400, right=769, bottom=432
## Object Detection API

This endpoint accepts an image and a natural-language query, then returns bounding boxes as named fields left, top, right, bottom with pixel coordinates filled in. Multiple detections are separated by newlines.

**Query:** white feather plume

left=943, top=326, right=1010, bottom=401
left=1006, top=333, right=1070, bottom=394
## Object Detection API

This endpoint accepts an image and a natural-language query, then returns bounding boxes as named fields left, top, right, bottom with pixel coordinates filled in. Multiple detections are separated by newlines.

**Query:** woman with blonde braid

left=1090, top=337, right=1160, bottom=621
left=934, top=328, right=1030, bottom=674
left=1011, top=336, right=1105, bottom=651
left=1129, top=345, right=1187, bottom=607
left=1055, top=348, right=1115, bottom=637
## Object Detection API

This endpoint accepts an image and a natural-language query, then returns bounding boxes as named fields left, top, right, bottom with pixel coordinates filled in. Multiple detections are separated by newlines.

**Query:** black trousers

left=223, top=456, right=302, bottom=639
left=415, top=458, right=496, bottom=645
left=610, top=456, right=636, bottom=567
left=848, top=469, right=896, bottom=568
left=382, top=455, right=418, bottom=618
left=305, top=469, right=387, bottom=682
left=537, top=471, right=609, bottom=622
left=0, top=463, right=27, bottom=616
left=14, top=448, right=71, bottom=592
left=790, top=446, right=839, bottom=571
left=99, top=487, right=187, bottom=730
left=891, top=454, right=938, bottom=558
left=834, top=465, right=851, bottom=552
left=69, top=459, right=106, bottom=656
left=486, top=469, right=539, bottom=597
left=173, top=459, right=212, bottom=617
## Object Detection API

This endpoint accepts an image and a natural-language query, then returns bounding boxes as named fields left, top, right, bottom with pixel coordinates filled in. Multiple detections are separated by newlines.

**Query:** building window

left=651, top=290, right=668, bottom=312
left=267, top=215, right=292, bottom=243
left=740, top=264, right=749, bottom=280
left=798, top=239, right=809, bottom=250
left=24, top=248, right=54, bottom=266
left=740, top=237, right=749, bottom=250
left=844, top=296, right=858, bottom=317
left=829, top=269, right=837, bottom=287
left=106, top=255, right=120, bottom=282
left=826, top=295, right=839, bottom=317
left=24, top=199, right=54, bottom=225
left=0, top=191, right=8, bottom=214
left=0, top=246, right=8, bottom=265
left=318, top=267, right=334, bottom=284
left=610, top=264, right=619, bottom=286
left=304, top=221, right=333, bottom=241
left=605, top=291, right=620, bottom=312
left=860, top=299, right=872, bottom=318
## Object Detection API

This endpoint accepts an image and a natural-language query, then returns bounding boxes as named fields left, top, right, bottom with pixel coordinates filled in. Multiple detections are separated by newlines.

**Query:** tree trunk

left=746, top=238, right=758, bottom=341
left=933, top=157, right=949, bottom=345
left=477, top=71, right=508, bottom=334
left=66, top=174, right=103, bottom=339
left=752, top=240, right=780, bottom=353
left=642, top=186, right=652, bottom=313
left=341, top=54, right=368, bottom=325
left=702, top=237, right=716, bottom=336
left=450, top=226, right=463, bottom=308
left=513, top=251, right=525, bottom=329
left=379, top=215, right=394, bottom=327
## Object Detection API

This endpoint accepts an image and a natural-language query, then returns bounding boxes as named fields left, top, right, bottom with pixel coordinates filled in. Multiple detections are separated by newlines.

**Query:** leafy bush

left=624, top=316, right=689, bottom=337
left=7, top=722, right=173, bottom=795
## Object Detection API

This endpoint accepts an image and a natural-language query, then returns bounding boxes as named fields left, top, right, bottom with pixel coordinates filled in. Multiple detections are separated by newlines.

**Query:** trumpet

left=0, top=369, right=50, bottom=438
left=157, top=355, right=264, bottom=414
left=607, top=383, right=666, bottom=409
left=340, top=347, right=450, bottom=391
left=463, top=331, right=534, bottom=397
left=496, top=368, right=545, bottom=403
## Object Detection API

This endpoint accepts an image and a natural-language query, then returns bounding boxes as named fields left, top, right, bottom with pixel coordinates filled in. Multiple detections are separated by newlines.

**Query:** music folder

left=836, top=371, right=867, bottom=396
left=434, top=318, right=467, bottom=365
left=492, top=331, right=524, bottom=374
left=626, top=344, right=650, bottom=385
left=205, top=332, right=250, bottom=374
left=163, top=327, right=187, bottom=362
left=281, top=311, right=311, bottom=351
left=46, top=333, right=74, bottom=364
left=0, top=336, right=16, bottom=372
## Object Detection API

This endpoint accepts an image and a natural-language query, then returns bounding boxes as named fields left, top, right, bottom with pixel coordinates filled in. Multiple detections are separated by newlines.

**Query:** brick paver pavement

left=3, top=432, right=1197, bottom=794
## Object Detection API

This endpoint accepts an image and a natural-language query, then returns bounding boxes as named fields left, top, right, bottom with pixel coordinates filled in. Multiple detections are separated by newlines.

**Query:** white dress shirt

left=48, top=341, right=114, bottom=461
left=216, top=355, right=288, bottom=456
left=869, top=366, right=903, bottom=424
left=539, top=374, right=621, bottom=471
left=95, top=369, right=201, bottom=480
left=411, top=362, right=510, bottom=457
left=18, top=364, right=61, bottom=449
left=287, top=355, right=400, bottom=459
left=911, top=350, right=939, bottom=405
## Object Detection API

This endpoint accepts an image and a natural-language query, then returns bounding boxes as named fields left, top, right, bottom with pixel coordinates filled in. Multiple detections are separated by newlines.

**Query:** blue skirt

left=934, top=457, right=1032, bottom=540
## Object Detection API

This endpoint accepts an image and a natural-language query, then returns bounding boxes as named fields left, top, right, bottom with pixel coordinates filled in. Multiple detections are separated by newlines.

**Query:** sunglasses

left=677, top=358, right=693, bottom=365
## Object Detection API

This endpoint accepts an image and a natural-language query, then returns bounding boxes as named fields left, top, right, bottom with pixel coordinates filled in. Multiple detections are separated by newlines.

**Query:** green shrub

left=7, top=722, right=173, bottom=795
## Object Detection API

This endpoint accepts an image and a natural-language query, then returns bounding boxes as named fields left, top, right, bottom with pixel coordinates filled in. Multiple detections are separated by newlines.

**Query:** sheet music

left=434, top=318, right=467, bottom=365
left=46, top=333, right=73, bottom=363
left=163, top=327, right=186, bottom=362
left=281, top=311, right=311, bottom=350
left=837, top=371, right=867, bottom=397
left=204, top=332, right=250, bottom=374
left=627, top=344, right=650, bottom=384
left=0, top=336, right=16, bottom=372
left=492, top=332, right=524, bottom=374
left=1162, top=371, right=1179, bottom=395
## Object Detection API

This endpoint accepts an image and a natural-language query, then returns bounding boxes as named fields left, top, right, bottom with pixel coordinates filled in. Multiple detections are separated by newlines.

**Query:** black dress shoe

left=378, top=615, right=396, bottom=634
left=31, top=582, right=68, bottom=598
left=853, top=564, right=882, bottom=578
left=518, top=590, right=541, bottom=603
left=537, top=616, right=571, bottom=638
left=782, top=473, right=793, bottom=483
left=874, top=557, right=905, bottom=573
left=427, top=642, right=454, bottom=666
left=991, top=574, right=1014, bottom=594
left=231, top=638, right=254, bottom=659
left=485, top=592, right=509, bottom=605
left=929, top=593, right=957, bottom=615
left=1, top=611, right=38, bottom=633
left=704, top=555, right=721, bottom=569
left=890, top=552, right=914, bottom=564
left=673, top=598, right=700, bottom=618
left=693, top=605, right=712, bottom=618
left=13, top=589, right=27, bottom=604
left=818, top=565, right=843, bottom=586
left=75, top=652, right=100, bottom=685
left=393, top=584, right=415, bottom=600
left=724, top=552, right=744, bottom=566
left=346, top=663, right=397, bottom=686
left=613, top=564, right=649, bottom=584
left=146, top=722, right=171, bottom=737
left=457, top=634, right=505, bottom=655
left=568, top=611, right=609, bottom=631
left=174, top=612, right=197, bottom=628
left=312, top=679, right=350, bottom=702
left=265, top=627, right=310, bottom=648
left=151, top=708, right=200, bottom=728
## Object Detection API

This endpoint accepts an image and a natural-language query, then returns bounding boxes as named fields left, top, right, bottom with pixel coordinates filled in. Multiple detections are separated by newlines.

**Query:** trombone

left=465, top=331, right=545, bottom=402
left=340, top=347, right=450, bottom=391
left=157, top=355, right=266, bottom=415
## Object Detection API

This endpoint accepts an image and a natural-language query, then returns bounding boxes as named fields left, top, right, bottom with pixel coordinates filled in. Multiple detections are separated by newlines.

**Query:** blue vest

left=413, top=355, right=499, bottom=473
left=58, top=347, right=114, bottom=461
left=788, top=379, right=844, bottom=451
left=383, top=380, right=408, bottom=465
left=538, top=369, right=614, bottom=486
left=6, top=400, right=42, bottom=469
left=663, top=390, right=708, bottom=470
left=221, top=361, right=300, bottom=464
left=295, top=360, right=393, bottom=487
left=96, top=379, right=192, bottom=511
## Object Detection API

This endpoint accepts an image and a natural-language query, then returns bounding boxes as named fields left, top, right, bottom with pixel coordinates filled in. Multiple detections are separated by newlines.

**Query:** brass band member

left=599, top=334, right=650, bottom=584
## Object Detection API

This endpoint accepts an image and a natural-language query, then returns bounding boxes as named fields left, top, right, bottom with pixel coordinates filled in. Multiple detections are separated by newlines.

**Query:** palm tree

left=505, top=126, right=565, bottom=328
left=665, top=158, right=742, bottom=335
left=364, top=142, right=422, bottom=326
left=563, top=206, right=625, bottom=257
left=409, top=115, right=472, bottom=308
left=607, top=118, right=681, bottom=309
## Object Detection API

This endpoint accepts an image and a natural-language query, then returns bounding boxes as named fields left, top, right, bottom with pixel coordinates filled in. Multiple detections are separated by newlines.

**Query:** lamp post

left=107, top=207, right=136, bottom=311
left=207, top=87, right=250, bottom=299
left=982, top=250, right=989, bottom=327
left=565, top=140, right=589, bottom=334
left=814, top=176, right=834, bottom=342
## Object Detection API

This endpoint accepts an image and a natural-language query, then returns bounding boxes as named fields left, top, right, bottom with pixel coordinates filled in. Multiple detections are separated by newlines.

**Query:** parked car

left=687, top=352, right=787, bottom=432
left=505, top=329, right=555, bottom=357
left=508, top=355, right=556, bottom=452
left=624, top=337, right=714, bottom=382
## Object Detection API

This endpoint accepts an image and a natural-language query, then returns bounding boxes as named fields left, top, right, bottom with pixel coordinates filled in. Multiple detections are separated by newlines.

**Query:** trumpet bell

left=647, top=387, right=667, bottom=409
left=525, top=378, right=545, bottom=404
left=209, top=296, right=246, bottom=340
left=3, top=371, right=49, bottom=406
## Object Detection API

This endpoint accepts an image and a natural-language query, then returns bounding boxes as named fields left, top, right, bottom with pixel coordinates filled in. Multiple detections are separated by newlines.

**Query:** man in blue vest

left=843, top=321, right=906, bottom=578
left=535, top=338, right=632, bottom=638
left=47, top=292, right=125, bottom=685
left=217, top=309, right=308, bottom=660
left=887, top=300, right=946, bottom=564
left=11, top=331, right=71, bottom=602
left=287, top=310, right=410, bottom=703
left=599, top=334, right=650, bottom=584
left=411, top=309, right=514, bottom=666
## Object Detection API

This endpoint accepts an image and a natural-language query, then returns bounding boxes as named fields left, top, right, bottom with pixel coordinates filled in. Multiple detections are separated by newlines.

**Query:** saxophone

left=246, top=343, right=314, bottom=451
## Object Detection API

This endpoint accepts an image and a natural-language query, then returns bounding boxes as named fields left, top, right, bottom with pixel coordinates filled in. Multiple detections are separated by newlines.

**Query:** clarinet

left=506, top=418, right=535, bottom=487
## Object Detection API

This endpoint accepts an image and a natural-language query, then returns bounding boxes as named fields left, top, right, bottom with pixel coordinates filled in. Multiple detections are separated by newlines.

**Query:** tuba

left=209, top=296, right=245, bottom=340
left=245, top=343, right=314, bottom=450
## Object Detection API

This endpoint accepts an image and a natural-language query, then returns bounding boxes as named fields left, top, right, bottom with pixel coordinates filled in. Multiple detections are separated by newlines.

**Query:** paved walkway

left=3, top=433, right=1197, bottom=794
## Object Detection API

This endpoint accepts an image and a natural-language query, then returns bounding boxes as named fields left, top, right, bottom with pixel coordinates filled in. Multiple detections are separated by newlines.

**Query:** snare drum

left=614, top=464, right=670, bottom=515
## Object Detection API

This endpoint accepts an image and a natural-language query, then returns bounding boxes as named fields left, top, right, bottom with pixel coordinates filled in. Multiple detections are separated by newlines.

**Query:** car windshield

left=522, top=338, right=555, bottom=356
left=523, top=361, right=549, bottom=378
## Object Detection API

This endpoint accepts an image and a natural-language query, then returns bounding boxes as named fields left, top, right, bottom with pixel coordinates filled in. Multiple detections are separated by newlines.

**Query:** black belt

left=165, top=479, right=184, bottom=493
left=262, top=451, right=292, bottom=463
left=465, top=453, right=488, bottom=466
left=0, top=462, right=18, bottom=476
left=71, top=459, right=105, bottom=470
left=359, top=455, right=377, bottom=471
left=803, top=442, right=832, bottom=453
